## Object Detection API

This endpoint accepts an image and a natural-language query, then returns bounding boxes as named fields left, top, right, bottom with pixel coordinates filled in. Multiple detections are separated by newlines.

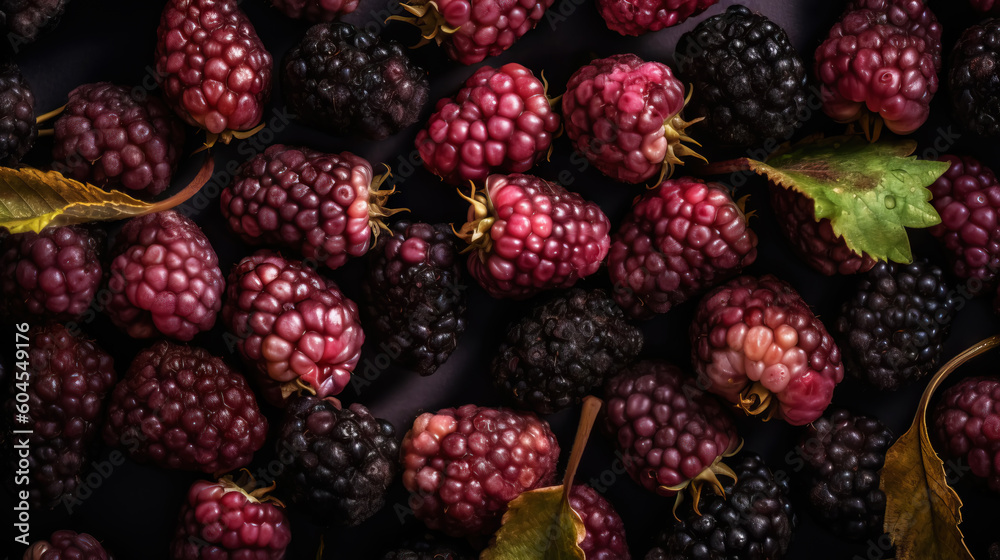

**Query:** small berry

left=155, top=0, right=273, bottom=139
left=493, top=288, right=643, bottom=414
left=597, top=0, right=717, bottom=36
left=21, top=530, right=111, bottom=560
left=604, top=360, right=740, bottom=508
left=222, top=144, right=400, bottom=271
left=836, top=260, right=957, bottom=391
left=389, top=0, right=554, bottom=65
left=562, top=54, right=703, bottom=184
left=363, top=221, right=467, bottom=375
left=171, top=476, right=291, bottom=559
left=455, top=174, right=611, bottom=299
left=277, top=395, right=399, bottom=526
left=0, top=60, right=36, bottom=165
left=675, top=5, right=808, bottom=147
left=568, top=484, right=631, bottom=560
left=0, top=225, right=103, bottom=321
left=52, top=82, right=185, bottom=196
left=814, top=0, right=942, bottom=134
left=2, top=324, right=115, bottom=510
left=933, top=376, right=1000, bottom=491
left=1, top=0, right=70, bottom=44
left=796, top=409, right=892, bottom=541
left=105, top=210, right=224, bottom=341
left=282, top=22, right=429, bottom=140
left=103, top=341, right=268, bottom=472
left=222, top=250, right=365, bottom=406
left=416, top=63, right=560, bottom=185
left=609, top=178, right=758, bottom=319
left=400, top=405, right=560, bottom=536
left=927, top=155, right=1000, bottom=295
left=950, top=18, right=1000, bottom=137
left=691, top=274, right=844, bottom=426
left=651, top=453, right=796, bottom=560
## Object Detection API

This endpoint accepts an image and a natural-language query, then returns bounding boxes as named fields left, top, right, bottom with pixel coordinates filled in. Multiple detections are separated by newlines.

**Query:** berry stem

left=35, top=104, right=65, bottom=124
left=738, top=381, right=775, bottom=419
left=562, top=395, right=602, bottom=502
left=146, top=154, right=215, bottom=214
left=918, top=335, right=1000, bottom=417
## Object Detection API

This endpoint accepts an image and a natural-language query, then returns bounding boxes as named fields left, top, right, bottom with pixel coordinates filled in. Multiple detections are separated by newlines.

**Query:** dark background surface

left=3, top=0, right=1000, bottom=558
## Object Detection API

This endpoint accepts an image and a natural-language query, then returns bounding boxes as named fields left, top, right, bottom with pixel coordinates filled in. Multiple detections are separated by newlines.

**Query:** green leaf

left=479, top=485, right=586, bottom=560
left=746, top=135, right=950, bottom=263
left=0, top=156, right=214, bottom=233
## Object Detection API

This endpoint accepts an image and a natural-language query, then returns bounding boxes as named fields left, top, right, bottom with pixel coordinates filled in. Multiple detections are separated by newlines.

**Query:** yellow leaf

left=0, top=156, right=214, bottom=233
left=479, top=485, right=586, bottom=560
left=881, top=335, right=1000, bottom=560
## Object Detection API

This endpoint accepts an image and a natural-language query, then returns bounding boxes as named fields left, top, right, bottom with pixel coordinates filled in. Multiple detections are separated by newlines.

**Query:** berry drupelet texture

left=691, top=274, right=844, bottom=426
left=569, top=484, right=631, bottom=559
left=363, top=221, right=466, bottom=376
left=0, top=60, right=35, bottom=165
left=950, top=18, right=1000, bottom=137
left=222, top=144, right=396, bottom=271
left=277, top=395, right=399, bottom=526
left=171, top=477, right=291, bottom=559
left=105, top=210, right=225, bottom=341
left=933, top=376, right=1000, bottom=491
left=1, top=0, right=69, bottom=44
left=928, top=154, right=1000, bottom=295
left=456, top=173, right=611, bottom=299
left=814, top=0, right=942, bottom=135
left=836, top=260, right=957, bottom=391
left=3, top=324, right=115, bottom=510
left=102, top=341, right=268, bottom=472
left=796, top=409, right=893, bottom=541
left=22, top=530, right=112, bottom=560
left=0, top=225, right=103, bottom=321
left=400, top=405, right=560, bottom=536
left=562, top=53, right=702, bottom=184
left=492, top=288, right=643, bottom=414
left=609, top=177, right=758, bottom=319
left=649, top=453, right=796, bottom=560
left=769, top=185, right=878, bottom=276
left=603, top=360, right=740, bottom=505
left=598, top=0, right=717, bottom=36
left=676, top=4, right=808, bottom=147
left=282, top=22, right=429, bottom=140
left=52, top=82, right=184, bottom=197
left=155, top=0, right=273, bottom=137
left=222, top=250, right=365, bottom=406
left=416, top=63, right=559, bottom=185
